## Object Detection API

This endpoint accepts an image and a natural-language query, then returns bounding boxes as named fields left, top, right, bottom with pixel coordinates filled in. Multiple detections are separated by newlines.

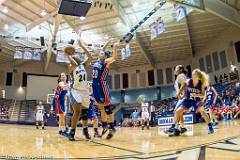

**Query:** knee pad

left=104, top=105, right=113, bottom=115
left=81, top=109, right=88, bottom=120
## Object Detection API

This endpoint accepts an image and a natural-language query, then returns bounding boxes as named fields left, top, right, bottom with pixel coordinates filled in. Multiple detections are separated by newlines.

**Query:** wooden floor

left=0, top=121, right=240, bottom=160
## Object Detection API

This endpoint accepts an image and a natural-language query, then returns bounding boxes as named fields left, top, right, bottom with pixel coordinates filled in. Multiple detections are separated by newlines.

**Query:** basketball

left=64, top=45, right=76, bottom=56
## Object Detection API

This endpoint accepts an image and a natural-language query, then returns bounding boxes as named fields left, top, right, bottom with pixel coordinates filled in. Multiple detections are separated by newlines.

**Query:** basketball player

left=92, top=40, right=118, bottom=139
left=35, top=101, right=45, bottom=129
left=202, top=85, right=219, bottom=126
left=54, top=73, right=69, bottom=136
left=131, top=110, right=139, bottom=127
left=167, top=65, right=188, bottom=134
left=169, top=69, right=214, bottom=136
left=88, top=82, right=101, bottom=138
left=140, top=98, right=150, bottom=130
left=67, top=40, right=93, bottom=141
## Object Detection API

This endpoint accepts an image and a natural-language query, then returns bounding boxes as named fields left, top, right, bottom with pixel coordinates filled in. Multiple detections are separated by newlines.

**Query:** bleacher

left=0, top=98, right=14, bottom=120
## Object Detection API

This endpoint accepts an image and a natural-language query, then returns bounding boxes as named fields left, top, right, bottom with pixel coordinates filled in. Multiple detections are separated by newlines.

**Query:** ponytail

left=192, top=69, right=209, bottom=88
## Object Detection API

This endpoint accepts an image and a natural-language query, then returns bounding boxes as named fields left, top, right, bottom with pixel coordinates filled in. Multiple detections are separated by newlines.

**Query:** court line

left=147, top=134, right=240, bottom=155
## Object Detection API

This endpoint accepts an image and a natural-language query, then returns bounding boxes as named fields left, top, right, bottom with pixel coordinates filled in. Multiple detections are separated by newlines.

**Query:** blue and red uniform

left=92, top=60, right=111, bottom=105
left=88, top=95, right=99, bottom=119
left=53, top=85, right=68, bottom=115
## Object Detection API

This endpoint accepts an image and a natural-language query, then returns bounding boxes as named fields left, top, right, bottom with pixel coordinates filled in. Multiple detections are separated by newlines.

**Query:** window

left=130, top=73, right=137, bottom=88
left=166, top=68, right=173, bottom=84
left=114, top=74, right=120, bottom=89
left=22, top=72, right=28, bottom=87
left=139, top=72, right=146, bottom=87
left=157, top=69, right=164, bottom=85
left=235, top=41, right=240, bottom=62
left=205, top=55, right=213, bottom=73
left=148, top=70, right=155, bottom=86
left=212, top=52, right=220, bottom=71
left=108, top=75, right=112, bottom=89
left=6, top=72, right=12, bottom=86
left=122, top=73, right=128, bottom=89
left=219, top=50, right=228, bottom=68
left=199, top=58, right=205, bottom=71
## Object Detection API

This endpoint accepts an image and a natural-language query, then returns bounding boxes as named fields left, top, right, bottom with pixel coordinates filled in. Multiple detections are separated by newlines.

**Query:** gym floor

left=0, top=121, right=240, bottom=159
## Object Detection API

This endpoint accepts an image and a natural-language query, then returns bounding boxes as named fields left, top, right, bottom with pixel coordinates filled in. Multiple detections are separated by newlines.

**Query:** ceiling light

left=40, top=10, right=47, bottom=16
left=117, top=21, right=122, bottom=26
left=80, top=16, right=86, bottom=20
left=104, top=34, right=109, bottom=39
left=3, top=7, right=8, bottom=13
left=4, top=24, right=8, bottom=30
left=133, top=1, right=139, bottom=7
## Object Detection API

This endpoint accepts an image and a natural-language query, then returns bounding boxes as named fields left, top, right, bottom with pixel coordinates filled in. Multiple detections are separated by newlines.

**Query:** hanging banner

left=149, top=22, right=158, bottom=40
left=156, top=18, right=165, bottom=35
left=176, top=6, right=186, bottom=22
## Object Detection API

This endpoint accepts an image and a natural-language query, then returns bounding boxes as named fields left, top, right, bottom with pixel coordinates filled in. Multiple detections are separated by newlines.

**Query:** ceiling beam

left=111, top=0, right=156, bottom=68
left=135, top=34, right=155, bottom=68
left=44, top=14, right=62, bottom=72
left=26, top=10, right=58, bottom=32
left=204, top=0, right=240, bottom=28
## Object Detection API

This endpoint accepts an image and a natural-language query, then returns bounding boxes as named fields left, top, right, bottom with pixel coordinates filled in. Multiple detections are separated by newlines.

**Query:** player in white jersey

left=166, top=65, right=188, bottom=134
left=138, top=96, right=150, bottom=130
left=35, top=101, right=45, bottom=129
left=67, top=40, right=93, bottom=141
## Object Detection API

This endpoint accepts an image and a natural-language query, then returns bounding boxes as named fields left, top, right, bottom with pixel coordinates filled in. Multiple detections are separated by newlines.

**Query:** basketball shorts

left=70, top=88, right=90, bottom=108
left=175, top=99, right=184, bottom=110
left=181, top=99, right=202, bottom=111
left=36, top=112, right=44, bottom=121
left=92, top=81, right=111, bottom=105
left=88, top=105, right=98, bottom=119
left=141, top=111, right=150, bottom=120
left=132, top=118, right=139, bottom=122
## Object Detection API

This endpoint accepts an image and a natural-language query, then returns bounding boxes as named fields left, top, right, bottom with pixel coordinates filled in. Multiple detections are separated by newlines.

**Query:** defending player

left=202, top=85, right=219, bottom=126
left=35, top=101, right=45, bottom=130
left=54, top=73, right=69, bottom=136
left=67, top=40, right=93, bottom=141
left=88, top=82, right=101, bottom=138
left=92, top=40, right=118, bottom=139
left=169, top=69, right=214, bottom=136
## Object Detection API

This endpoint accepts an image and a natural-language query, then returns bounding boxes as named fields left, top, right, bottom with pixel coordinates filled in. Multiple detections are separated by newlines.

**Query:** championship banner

left=14, top=46, right=41, bottom=61
left=121, top=44, right=131, bottom=60
left=149, top=22, right=158, bottom=40
left=156, top=18, right=165, bottom=35
left=157, top=114, right=194, bottom=126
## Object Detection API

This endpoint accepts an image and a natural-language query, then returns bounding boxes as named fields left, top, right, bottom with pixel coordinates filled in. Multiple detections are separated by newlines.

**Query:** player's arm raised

left=105, top=42, right=118, bottom=67
left=102, top=39, right=111, bottom=51
left=79, top=40, right=93, bottom=67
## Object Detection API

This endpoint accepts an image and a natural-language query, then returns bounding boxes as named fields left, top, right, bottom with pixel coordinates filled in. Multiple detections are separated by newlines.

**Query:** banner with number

left=176, top=6, right=186, bottom=22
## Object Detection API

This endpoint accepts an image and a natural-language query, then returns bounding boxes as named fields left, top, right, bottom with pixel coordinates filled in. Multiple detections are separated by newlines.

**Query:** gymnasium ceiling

left=0, top=0, right=239, bottom=70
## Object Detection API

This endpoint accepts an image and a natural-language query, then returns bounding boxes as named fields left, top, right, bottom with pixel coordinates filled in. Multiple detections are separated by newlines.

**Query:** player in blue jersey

left=169, top=69, right=214, bottom=136
left=53, top=73, right=69, bottom=136
left=92, top=40, right=118, bottom=139
left=202, top=85, right=218, bottom=126
left=87, top=82, right=101, bottom=138
left=67, top=40, right=93, bottom=141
